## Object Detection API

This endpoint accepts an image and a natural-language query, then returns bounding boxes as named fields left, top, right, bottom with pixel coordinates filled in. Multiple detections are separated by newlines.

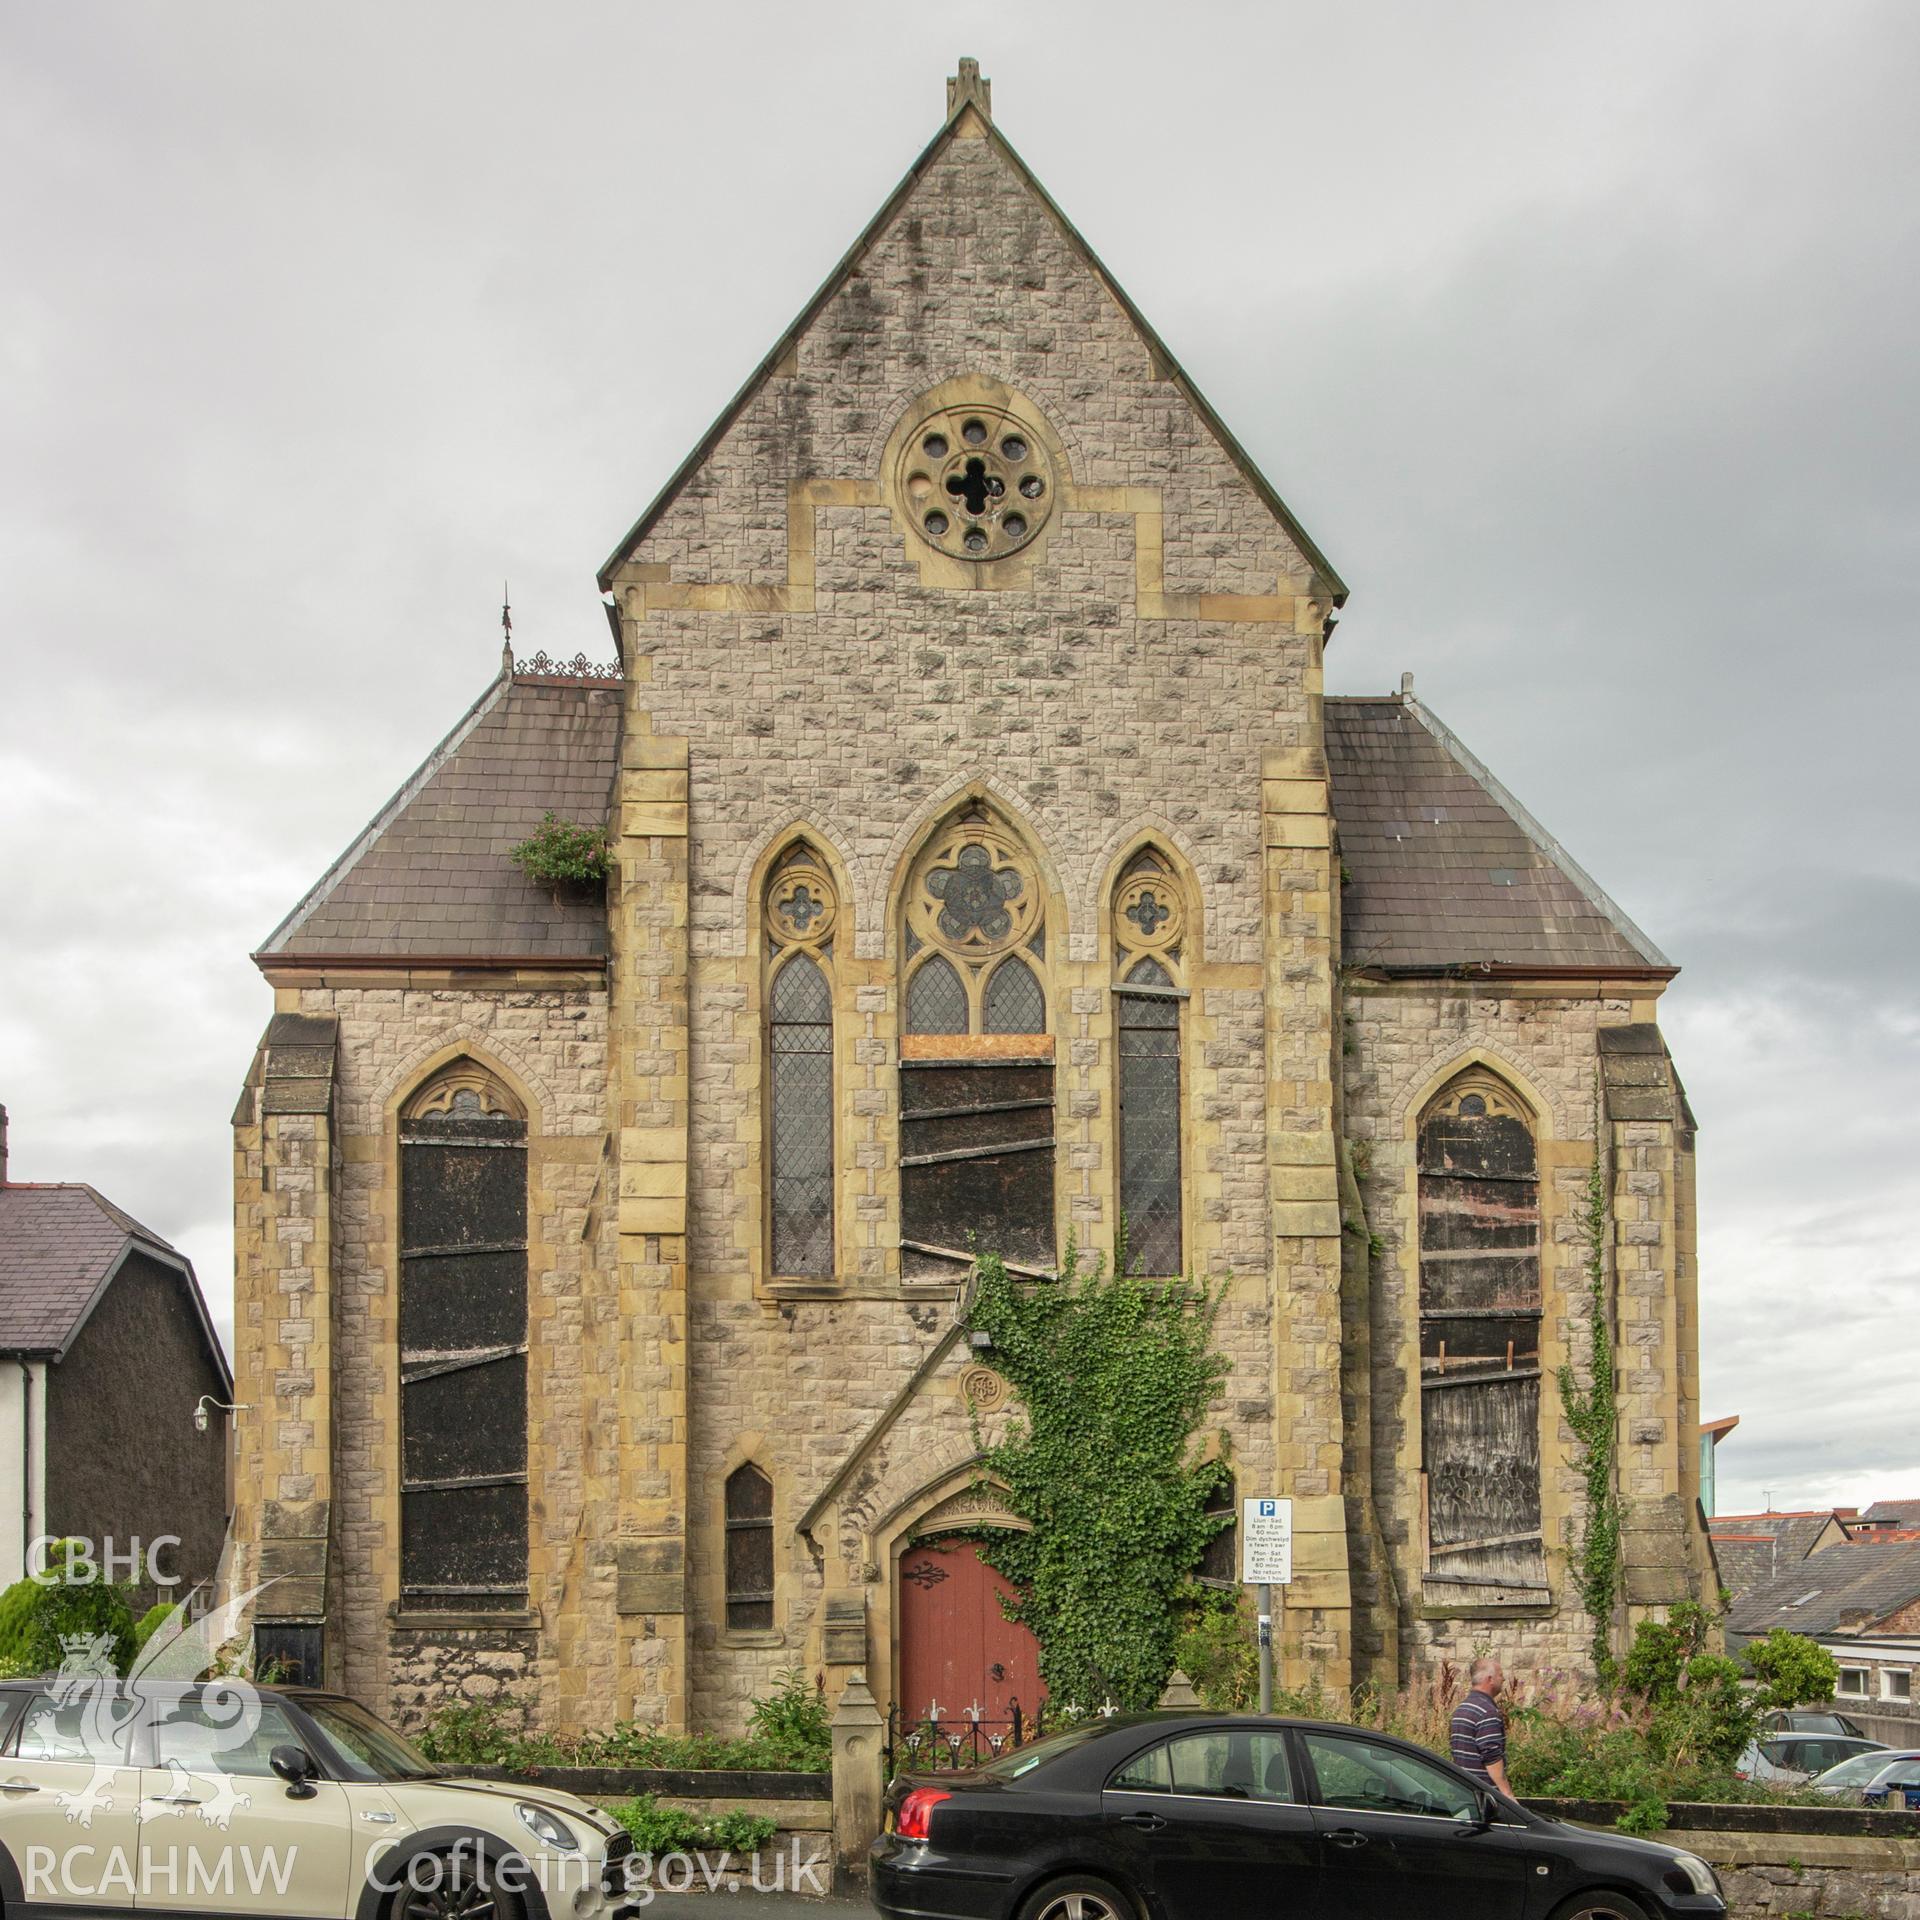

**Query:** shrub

left=508, top=813, right=612, bottom=892
left=1744, top=1630, right=1839, bottom=1710
left=1173, top=1586, right=1257, bottom=1711
left=0, top=1541, right=136, bottom=1676
left=415, top=1673, right=834, bottom=1774
left=609, top=1796, right=778, bottom=1855
left=744, top=1668, right=831, bottom=1770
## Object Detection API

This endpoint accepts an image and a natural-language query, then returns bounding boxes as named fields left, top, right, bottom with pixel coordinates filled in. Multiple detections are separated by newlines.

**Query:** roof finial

left=947, top=56, right=991, bottom=123
left=501, top=582, right=514, bottom=678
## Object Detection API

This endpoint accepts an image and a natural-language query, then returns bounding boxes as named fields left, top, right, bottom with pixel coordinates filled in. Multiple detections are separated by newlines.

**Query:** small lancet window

left=724, top=1463, right=775, bottom=1632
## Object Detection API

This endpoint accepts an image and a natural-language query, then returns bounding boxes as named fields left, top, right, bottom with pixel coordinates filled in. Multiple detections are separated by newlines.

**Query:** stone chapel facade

left=228, top=63, right=1713, bottom=1734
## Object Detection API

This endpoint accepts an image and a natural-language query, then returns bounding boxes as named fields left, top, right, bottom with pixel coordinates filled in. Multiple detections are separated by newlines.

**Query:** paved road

left=627, top=1894, right=868, bottom=1916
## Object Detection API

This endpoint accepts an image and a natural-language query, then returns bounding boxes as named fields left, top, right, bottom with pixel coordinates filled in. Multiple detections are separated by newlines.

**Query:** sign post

left=1241, top=1497, right=1293, bottom=1714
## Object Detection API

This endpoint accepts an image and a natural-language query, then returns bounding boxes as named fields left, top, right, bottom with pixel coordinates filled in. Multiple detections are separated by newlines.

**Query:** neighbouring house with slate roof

left=0, top=1108, right=232, bottom=1600
left=228, top=61, right=1713, bottom=1734
left=1729, top=1541, right=1920, bottom=1745
left=1709, top=1509, right=1854, bottom=1600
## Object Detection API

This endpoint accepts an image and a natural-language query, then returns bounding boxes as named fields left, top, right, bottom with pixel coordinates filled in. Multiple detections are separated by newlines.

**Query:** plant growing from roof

left=508, top=812, right=612, bottom=901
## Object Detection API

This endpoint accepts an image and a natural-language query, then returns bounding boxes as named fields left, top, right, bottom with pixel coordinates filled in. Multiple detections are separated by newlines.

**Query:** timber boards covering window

left=1417, top=1073, right=1548, bottom=1598
left=899, top=802, right=1055, bottom=1282
left=399, top=1065, right=529, bottom=1612
left=725, top=1464, right=775, bottom=1631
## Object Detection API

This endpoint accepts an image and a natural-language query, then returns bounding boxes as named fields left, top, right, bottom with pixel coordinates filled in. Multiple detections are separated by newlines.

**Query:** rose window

left=895, top=404, right=1055, bottom=561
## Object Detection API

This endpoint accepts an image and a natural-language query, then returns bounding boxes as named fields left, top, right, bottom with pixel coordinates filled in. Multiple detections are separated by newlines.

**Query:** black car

left=1758, top=1708, right=1867, bottom=1738
left=871, top=1713, right=1727, bottom=1920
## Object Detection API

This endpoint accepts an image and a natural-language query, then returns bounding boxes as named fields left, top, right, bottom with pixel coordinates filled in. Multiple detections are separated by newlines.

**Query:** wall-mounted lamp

left=969, top=1329, right=994, bottom=1352
left=193, top=1395, right=249, bottom=1434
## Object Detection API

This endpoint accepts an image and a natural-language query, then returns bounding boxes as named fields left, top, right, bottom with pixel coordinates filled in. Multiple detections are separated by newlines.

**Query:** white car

left=1735, top=1730, right=1886, bottom=1785
left=0, top=1675, right=639, bottom=1919
left=1809, top=1746, right=1920, bottom=1799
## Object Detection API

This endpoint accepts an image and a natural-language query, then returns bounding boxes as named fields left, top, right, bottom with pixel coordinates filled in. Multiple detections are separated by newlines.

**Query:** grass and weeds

left=417, top=1667, right=831, bottom=1775
left=605, top=1796, right=780, bottom=1855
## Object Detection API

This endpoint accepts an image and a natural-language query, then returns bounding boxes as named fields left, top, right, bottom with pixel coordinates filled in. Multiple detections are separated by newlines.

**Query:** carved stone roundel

left=1115, top=872, right=1183, bottom=954
left=896, top=403, right=1056, bottom=563
left=958, top=1363, right=1011, bottom=1413
left=766, top=860, right=838, bottom=947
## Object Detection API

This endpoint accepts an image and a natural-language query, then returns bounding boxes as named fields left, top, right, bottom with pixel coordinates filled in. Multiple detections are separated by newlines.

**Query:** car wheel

left=1015, top=1872, right=1139, bottom=1920
left=1549, top=1892, right=1654, bottom=1920
left=391, top=1849, right=527, bottom=1920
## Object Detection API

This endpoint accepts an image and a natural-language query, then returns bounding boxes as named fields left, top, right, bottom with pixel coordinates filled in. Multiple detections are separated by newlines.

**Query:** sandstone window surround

left=898, top=800, right=1056, bottom=1283
left=395, top=1060, right=530, bottom=1615
left=1416, top=1069, right=1549, bottom=1603
left=1110, top=846, right=1191, bottom=1277
left=765, top=842, right=838, bottom=1280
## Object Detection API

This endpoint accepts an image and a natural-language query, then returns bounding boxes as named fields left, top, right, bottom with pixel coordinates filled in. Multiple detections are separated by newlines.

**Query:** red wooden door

left=897, top=1533, right=1045, bottom=1727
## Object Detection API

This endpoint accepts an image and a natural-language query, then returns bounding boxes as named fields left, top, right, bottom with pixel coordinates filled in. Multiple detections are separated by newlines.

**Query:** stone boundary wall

left=1527, top=1800, right=1920, bottom=1920
left=467, top=1762, right=829, bottom=1805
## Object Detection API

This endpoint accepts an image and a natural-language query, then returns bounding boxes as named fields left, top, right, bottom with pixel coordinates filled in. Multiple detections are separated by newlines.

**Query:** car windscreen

left=299, top=1695, right=439, bottom=1781
left=979, top=1721, right=1110, bottom=1780
left=1816, top=1750, right=1902, bottom=1788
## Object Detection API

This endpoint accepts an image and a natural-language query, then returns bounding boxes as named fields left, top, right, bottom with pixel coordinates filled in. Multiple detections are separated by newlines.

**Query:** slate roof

left=0, top=1183, right=175, bottom=1354
left=1708, top=1512, right=1849, bottom=1597
left=260, top=670, right=621, bottom=962
left=1863, top=1500, right=1920, bottom=1526
left=1727, top=1540, right=1920, bottom=1643
left=1326, top=696, right=1671, bottom=974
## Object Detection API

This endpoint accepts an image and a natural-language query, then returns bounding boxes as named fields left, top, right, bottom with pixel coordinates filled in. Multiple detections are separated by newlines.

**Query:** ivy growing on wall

left=1557, top=1110, right=1622, bottom=1680
left=965, top=1233, right=1232, bottom=1710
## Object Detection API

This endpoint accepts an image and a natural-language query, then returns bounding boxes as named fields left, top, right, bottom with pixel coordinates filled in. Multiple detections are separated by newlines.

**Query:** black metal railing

left=886, top=1700, right=1053, bottom=1774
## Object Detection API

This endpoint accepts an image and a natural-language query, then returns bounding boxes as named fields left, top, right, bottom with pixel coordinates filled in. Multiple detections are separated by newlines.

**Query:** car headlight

left=516, top=1802, right=580, bottom=1852
left=1665, top=1850, right=1719, bottom=1898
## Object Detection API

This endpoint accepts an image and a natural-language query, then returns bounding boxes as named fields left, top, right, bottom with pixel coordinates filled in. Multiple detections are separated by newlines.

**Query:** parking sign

left=1241, top=1496, right=1293, bottom=1585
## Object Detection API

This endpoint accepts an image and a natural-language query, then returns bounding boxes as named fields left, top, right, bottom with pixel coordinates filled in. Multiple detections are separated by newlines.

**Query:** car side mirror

left=270, top=1744, right=318, bottom=1799
left=1472, top=1789, right=1498, bottom=1831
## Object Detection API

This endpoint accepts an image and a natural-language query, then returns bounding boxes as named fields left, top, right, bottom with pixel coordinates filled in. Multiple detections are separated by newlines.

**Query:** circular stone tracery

left=895, top=403, right=1056, bottom=562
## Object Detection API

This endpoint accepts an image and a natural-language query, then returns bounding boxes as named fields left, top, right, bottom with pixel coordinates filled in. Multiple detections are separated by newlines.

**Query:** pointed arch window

left=397, top=1061, right=528, bottom=1611
left=724, top=1463, right=775, bottom=1632
left=766, top=846, right=837, bottom=1280
left=1417, top=1071, right=1547, bottom=1596
left=898, top=802, right=1054, bottom=1280
left=1112, top=849, right=1188, bottom=1276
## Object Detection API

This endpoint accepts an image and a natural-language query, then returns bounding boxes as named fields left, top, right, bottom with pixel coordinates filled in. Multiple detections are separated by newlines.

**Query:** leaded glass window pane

left=770, top=954, right=833, bottom=1276
left=905, top=953, right=968, bottom=1034
left=724, top=1464, right=774, bottom=1632
left=1118, top=959, right=1181, bottom=1275
left=983, top=954, right=1045, bottom=1034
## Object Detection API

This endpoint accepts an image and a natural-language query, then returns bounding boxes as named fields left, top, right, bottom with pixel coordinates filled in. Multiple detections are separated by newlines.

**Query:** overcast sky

left=3, top=3, right=1915, bottom=1518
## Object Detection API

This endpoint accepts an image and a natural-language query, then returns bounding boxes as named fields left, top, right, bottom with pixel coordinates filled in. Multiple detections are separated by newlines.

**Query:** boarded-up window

left=399, top=1066, right=528, bottom=1611
left=1200, top=1471, right=1237, bottom=1586
left=765, top=846, right=840, bottom=1279
left=1417, top=1075, right=1546, bottom=1595
left=725, top=1463, right=775, bottom=1632
left=899, top=804, right=1055, bottom=1281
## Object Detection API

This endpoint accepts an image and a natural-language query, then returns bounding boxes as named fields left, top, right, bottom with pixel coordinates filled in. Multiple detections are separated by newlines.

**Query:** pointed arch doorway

left=894, top=1489, right=1045, bottom=1731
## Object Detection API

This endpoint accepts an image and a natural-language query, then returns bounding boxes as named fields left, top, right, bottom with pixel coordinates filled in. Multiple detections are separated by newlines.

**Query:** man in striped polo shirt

left=1449, top=1655, right=1514, bottom=1797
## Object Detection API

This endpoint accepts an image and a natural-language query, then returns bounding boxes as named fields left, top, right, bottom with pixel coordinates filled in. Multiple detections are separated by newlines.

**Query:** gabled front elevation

left=230, top=60, right=1712, bottom=1735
